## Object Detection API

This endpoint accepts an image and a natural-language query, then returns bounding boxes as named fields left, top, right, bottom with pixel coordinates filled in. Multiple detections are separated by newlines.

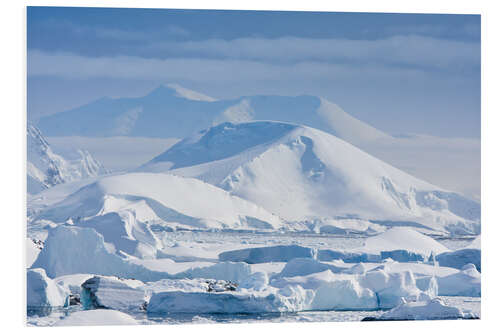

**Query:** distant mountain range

left=35, top=84, right=388, bottom=146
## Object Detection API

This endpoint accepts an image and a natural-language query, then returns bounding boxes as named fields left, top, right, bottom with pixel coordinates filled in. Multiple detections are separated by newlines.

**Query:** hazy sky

left=27, top=7, right=481, bottom=138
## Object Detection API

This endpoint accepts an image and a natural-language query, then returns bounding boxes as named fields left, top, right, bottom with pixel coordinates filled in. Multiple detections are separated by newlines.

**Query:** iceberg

left=147, top=283, right=313, bottom=314
left=310, top=278, right=378, bottom=310
left=370, top=298, right=478, bottom=321
left=27, top=268, right=69, bottom=310
left=31, top=225, right=171, bottom=281
left=81, top=276, right=146, bottom=311
left=436, top=264, right=481, bottom=296
left=275, top=258, right=343, bottom=278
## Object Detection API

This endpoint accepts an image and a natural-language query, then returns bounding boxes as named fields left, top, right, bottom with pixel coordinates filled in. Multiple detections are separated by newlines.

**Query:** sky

left=27, top=7, right=481, bottom=138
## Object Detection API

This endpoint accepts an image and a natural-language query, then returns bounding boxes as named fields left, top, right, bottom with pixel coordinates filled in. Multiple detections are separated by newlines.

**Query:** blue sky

left=27, top=7, right=481, bottom=137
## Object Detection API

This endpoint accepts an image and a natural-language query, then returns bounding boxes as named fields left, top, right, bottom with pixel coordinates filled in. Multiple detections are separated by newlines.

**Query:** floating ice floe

left=365, top=298, right=478, bottom=321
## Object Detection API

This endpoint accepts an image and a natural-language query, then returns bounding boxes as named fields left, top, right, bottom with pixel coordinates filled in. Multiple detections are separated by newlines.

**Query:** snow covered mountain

left=27, top=124, right=108, bottom=194
left=35, top=84, right=387, bottom=145
left=140, top=121, right=480, bottom=235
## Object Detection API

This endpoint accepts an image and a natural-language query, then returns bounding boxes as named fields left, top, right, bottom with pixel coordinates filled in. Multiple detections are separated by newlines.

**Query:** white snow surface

left=34, top=172, right=283, bottom=233
left=378, top=298, right=472, bottom=320
left=53, top=309, right=138, bottom=326
left=359, top=227, right=449, bottom=256
left=316, top=98, right=390, bottom=145
left=141, top=121, right=480, bottom=235
left=54, top=274, right=93, bottom=295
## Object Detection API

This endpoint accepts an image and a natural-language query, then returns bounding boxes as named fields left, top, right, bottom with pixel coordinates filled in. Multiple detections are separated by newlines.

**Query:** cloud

left=28, top=49, right=439, bottom=83
left=140, top=35, right=479, bottom=70
left=34, top=19, right=190, bottom=42
left=30, top=19, right=479, bottom=71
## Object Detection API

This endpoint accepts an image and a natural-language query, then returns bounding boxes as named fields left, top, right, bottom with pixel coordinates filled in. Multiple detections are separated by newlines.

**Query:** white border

left=2, top=1, right=499, bottom=333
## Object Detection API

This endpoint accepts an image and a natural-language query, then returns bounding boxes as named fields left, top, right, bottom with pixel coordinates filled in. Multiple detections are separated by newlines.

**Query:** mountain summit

left=141, top=121, right=479, bottom=235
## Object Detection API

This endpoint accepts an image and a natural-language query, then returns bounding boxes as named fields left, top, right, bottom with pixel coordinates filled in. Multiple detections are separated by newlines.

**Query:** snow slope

left=141, top=121, right=480, bottom=235
left=27, top=123, right=107, bottom=194
left=34, top=172, right=283, bottom=234
left=359, top=227, right=449, bottom=256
